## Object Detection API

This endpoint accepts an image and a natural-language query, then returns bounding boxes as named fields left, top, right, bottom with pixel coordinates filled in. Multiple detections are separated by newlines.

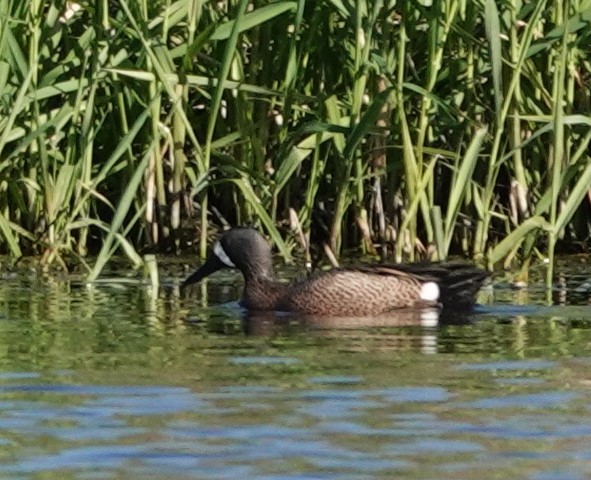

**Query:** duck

left=182, top=227, right=489, bottom=317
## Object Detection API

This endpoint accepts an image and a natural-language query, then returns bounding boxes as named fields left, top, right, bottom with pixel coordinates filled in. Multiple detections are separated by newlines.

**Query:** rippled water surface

left=1, top=261, right=591, bottom=479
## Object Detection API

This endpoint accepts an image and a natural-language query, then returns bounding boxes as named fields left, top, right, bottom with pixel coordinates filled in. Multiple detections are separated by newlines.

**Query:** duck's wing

left=283, top=268, right=425, bottom=316
left=358, top=262, right=489, bottom=310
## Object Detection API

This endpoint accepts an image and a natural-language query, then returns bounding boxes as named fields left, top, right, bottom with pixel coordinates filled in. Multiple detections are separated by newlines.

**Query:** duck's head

left=182, top=227, right=275, bottom=286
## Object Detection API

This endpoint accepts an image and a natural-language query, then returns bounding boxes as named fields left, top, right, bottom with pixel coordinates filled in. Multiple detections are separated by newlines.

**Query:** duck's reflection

left=240, top=308, right=475, bottom=354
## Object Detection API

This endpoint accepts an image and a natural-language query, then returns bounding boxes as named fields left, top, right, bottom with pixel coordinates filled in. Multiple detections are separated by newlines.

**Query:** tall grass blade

left=489, top=216, right=552, bottom=265
left=0, top=212, right=22, bottom=258
left=87, top=152, right=150, bottom=282
left=343, top=87, right=393, bottom=161
left=443, top=127, right=487, bottom=253
left=553, top=163, right=591, bottom=236
left=211, top=2, right=297, bottom=40
left=484, top=0, right=503, bottom=126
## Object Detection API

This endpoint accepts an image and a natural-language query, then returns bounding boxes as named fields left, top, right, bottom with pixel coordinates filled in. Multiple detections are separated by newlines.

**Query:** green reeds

left=0, top=0, right=589, bottom=286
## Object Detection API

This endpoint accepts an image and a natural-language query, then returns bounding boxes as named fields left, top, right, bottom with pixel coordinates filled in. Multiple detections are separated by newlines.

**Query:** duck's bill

left=181, top=254, right=225, bottom=287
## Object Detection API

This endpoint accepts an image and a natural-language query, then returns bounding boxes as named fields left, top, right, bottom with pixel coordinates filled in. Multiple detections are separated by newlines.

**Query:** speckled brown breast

left=242, top=279, right=288, bottom=311
left=278, top=269, right=427, bottom=316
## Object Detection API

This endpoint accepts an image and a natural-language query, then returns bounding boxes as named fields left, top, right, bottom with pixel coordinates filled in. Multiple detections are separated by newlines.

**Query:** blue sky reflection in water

left=0, top=265, right=590, bottom=478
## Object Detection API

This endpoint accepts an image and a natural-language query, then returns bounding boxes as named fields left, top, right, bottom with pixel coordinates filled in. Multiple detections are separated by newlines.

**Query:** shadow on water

left=1, top=262, right=591, bottom=478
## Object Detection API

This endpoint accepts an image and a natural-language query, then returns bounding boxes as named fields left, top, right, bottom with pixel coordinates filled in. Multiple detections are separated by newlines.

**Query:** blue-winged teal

left=182, top=227, right=488, bottom=316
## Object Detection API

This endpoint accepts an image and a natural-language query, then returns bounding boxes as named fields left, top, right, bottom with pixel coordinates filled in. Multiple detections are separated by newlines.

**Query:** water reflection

left=2, top=266, right=591, bottom=478
left=240, top=308, right=443, bottom=354
left=1, top=364, right=591, bottom=479
left=245, top=308, right=441, bottom=331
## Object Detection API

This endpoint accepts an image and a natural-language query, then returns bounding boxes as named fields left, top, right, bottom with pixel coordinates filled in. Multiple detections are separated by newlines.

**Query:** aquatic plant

left=0, top=0, right=589, bottom=282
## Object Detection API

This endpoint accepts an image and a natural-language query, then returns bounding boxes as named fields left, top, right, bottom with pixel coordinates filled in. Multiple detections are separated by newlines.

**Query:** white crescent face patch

left=213, top=241, right=236, bottom=267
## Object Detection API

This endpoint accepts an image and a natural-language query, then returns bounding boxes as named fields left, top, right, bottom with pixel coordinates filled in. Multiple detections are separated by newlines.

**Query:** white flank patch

left=420, top=281, right=440, bottom=302
left=213, top=241, right=235, bottom=267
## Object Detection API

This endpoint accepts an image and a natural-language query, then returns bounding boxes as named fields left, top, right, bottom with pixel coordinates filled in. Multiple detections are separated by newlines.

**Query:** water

left=0, top=263, right=591, bottom=478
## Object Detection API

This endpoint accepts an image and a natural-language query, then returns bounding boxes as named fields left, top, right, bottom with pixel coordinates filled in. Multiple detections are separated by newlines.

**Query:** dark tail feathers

left=391, top=262, right=489, bottom=310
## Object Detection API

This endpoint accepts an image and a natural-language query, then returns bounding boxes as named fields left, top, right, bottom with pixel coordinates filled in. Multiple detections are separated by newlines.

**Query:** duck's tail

left=392, top=263, right=489, bottom=311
